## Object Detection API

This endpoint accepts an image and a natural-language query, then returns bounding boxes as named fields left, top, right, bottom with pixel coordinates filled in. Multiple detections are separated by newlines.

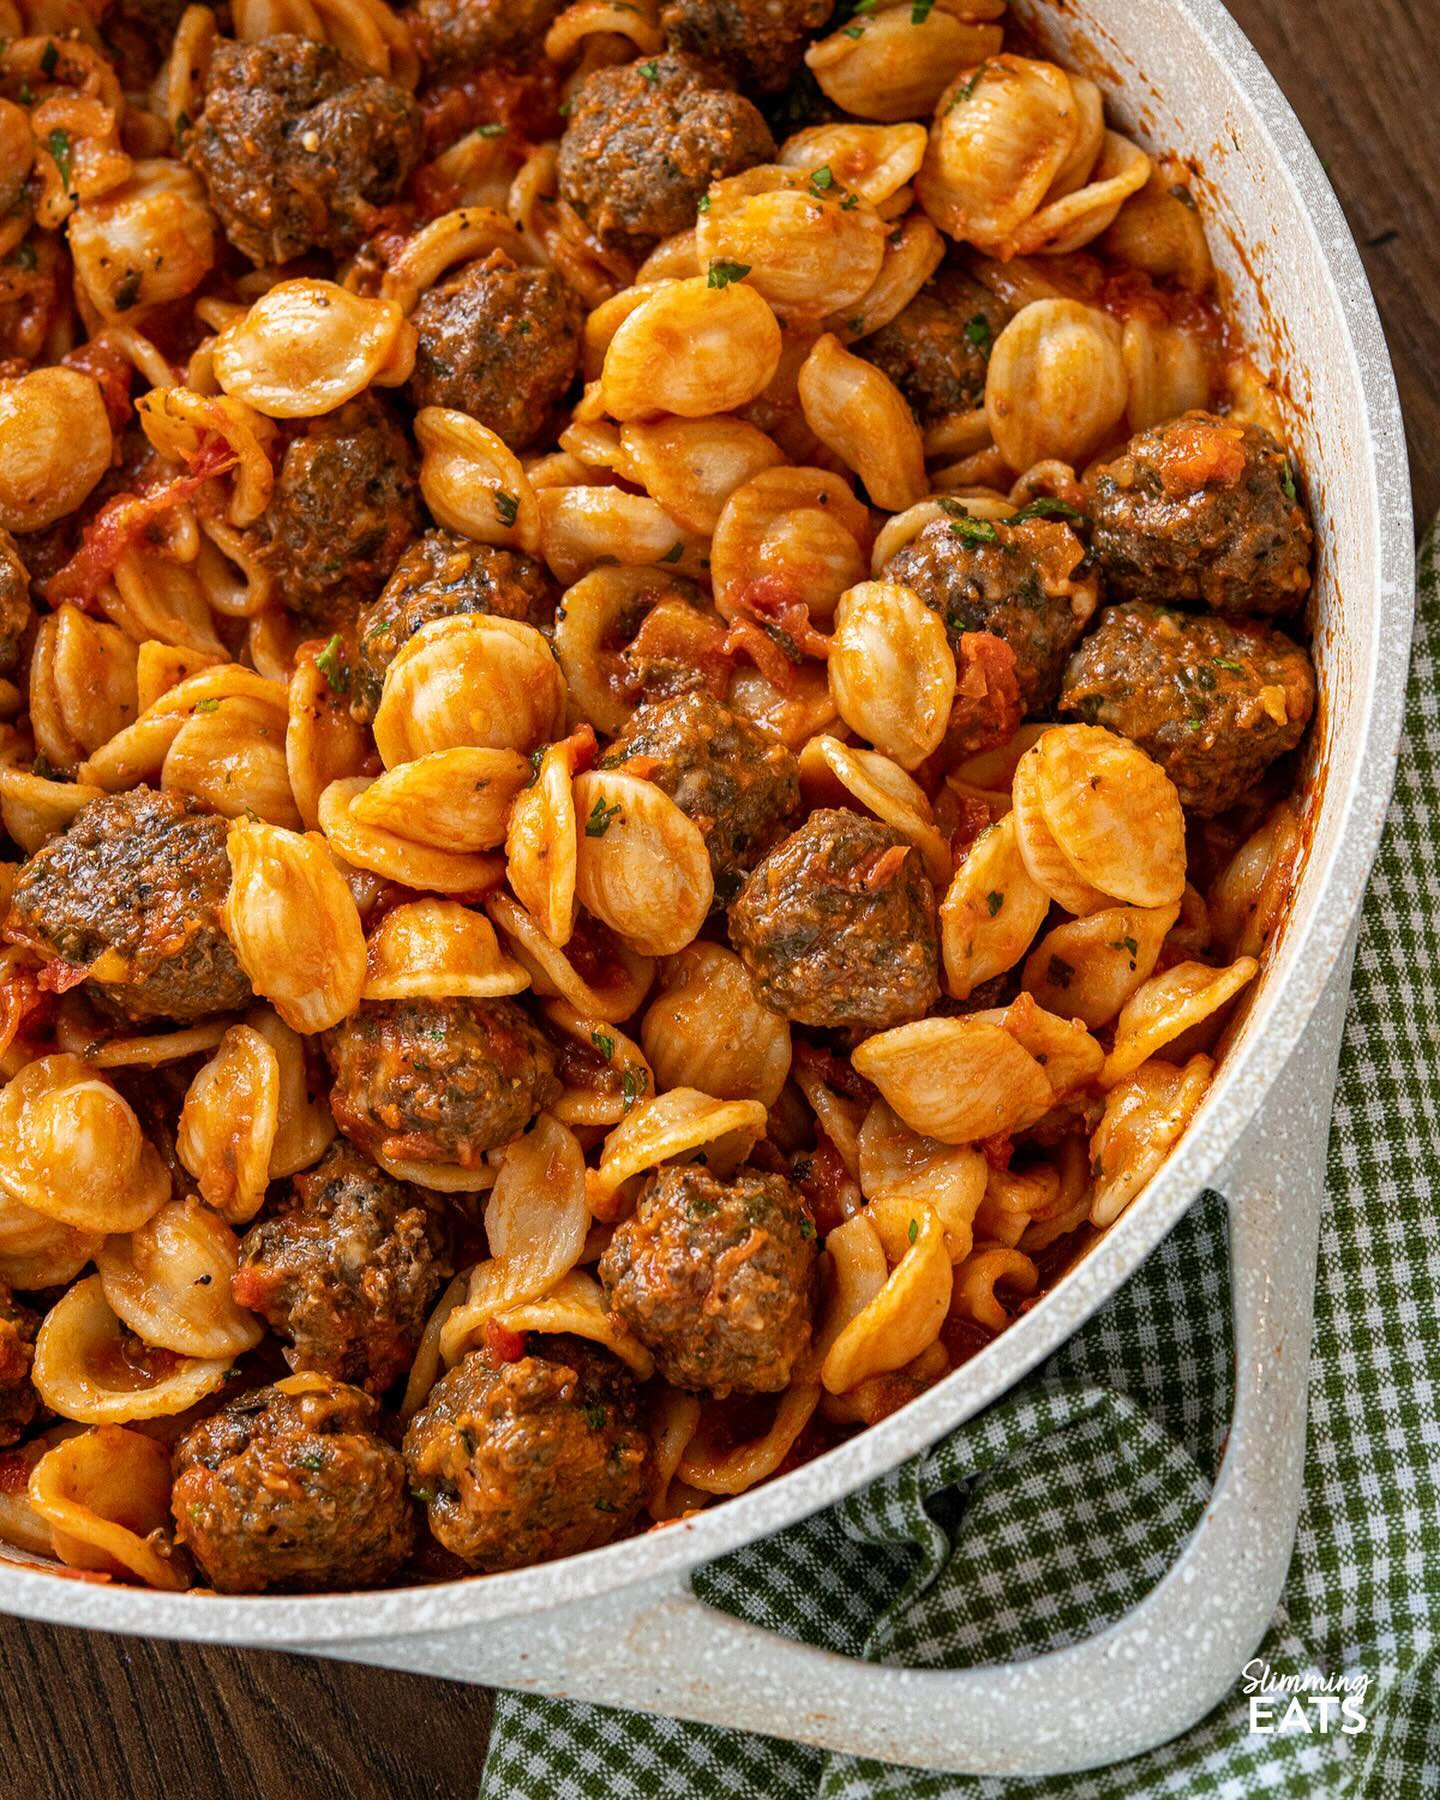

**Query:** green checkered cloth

left=481, top=529, right=1438, bottom=1800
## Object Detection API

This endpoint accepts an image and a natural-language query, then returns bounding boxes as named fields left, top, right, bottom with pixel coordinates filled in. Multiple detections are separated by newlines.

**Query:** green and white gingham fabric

left=481, top=530, right=1438, bottom=1800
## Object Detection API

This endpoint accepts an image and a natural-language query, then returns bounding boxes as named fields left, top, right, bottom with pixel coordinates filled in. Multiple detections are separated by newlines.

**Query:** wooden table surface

left=4, top=5, right=1437, bottom=1796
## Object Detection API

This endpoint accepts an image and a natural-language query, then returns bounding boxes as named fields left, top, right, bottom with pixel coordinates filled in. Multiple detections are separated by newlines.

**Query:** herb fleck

left=476, top=121, right=506, bottom=136
left=193, top=696, right=219, bottom=714
left=707, top=258, right=751, bottom=288
left=810, top=165, right=834, bottom=191
left=591, top=1029, right=615, bottom=1062
left=986, top=890, right=1004, bottom=917
left=637, top=59, right=660, bottom=81
left=582, top=1403, right=606, bottom=1429
left=1213, top=656, right=1245, bottom=673
left=39, top=39, right=57, bottom=75
left=658, top=541, right=684, bottom=564
left=949, top=515, right=998, bottom=544
left=907, top=1216, right=919, bottom=1244
left=696, top=193, right=711, bottom=212
left=48, top=126, right=72, bottom=191
left=799, top=1217, right=816, bottom=1240
left=586, top=794, right=622, bottom=837
left=1047, top=954, right=1074, bottom=990
left=315, top=634, right=349, bottom=695
left=621, top=1066, right=648, bottom=1110
left=296, top=1447, right=325, bottom=1472
left=949, top=64, right=987, bottom=107
left=911, top=0, right=934, bottom=21
left=494, top=489, right=519, bottom=527
left=112, top=268, right=142, bottom=311
left=1281, top=464, right=1298, bottom=503
left=1009, top=495, right=1084, bottom=524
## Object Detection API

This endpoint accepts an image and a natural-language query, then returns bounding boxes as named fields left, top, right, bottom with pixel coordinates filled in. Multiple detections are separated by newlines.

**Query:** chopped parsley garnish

left=848, top=315, right=866, bottom=333
left=1186, top=716, right=1204, bottom=733
left=594, top=1497, right=619, bottom=1513
left=1169, top=182, right=1197, bottom=210
left=707, top=258, right=751, bottom=288
left=193, top=697, right=219, bottom=714
left=637, top=59, right=660, bottom=81
left=963, top=312, right=993, bottom=354
left=582, top=1403, right=606, bottom=1430
left=658, top=541, right=684, bottom=563
left=844, top=22, right=865, bottom=36
left=853, top=0, right=878, bottom=11
left=112, top=268, right=142, bottom=312
left=985, top=890, right=1004, bottom=917
left=1047, top=954, right=1074, bottom=989
left=1281, top=464, right=1298, bottom=503
left=948, top=515, right=998, bottom=544
left=907, top=1216, right=919, bottom=1245
left=591, top=1029, right=615, bottom=1062
left=13, top=242, right=36, bottom=272
left=1213, top=656, right=1245, bottom=673
left=48, top=127, right=72, bottom=192
left=1009, top=496, right=1085, bottom=524
left=696, top=193, right=711, bottom=212
left=494, top=490, right=519, bottom=527
left=175, top=109, right=191, bottom=137
left=799, top=1217, right=817, bottom=1240
left=839, top=191, right=859, bottom=210
left=39, top=39, right=57, bottom=75
left=911, top=0, right=934, bottom=21
left=296, top=1447, right=325, bottom=1472
left=18, top=81, right=33, bottom=104
left=810, top=165, right=834, bottom=191
left=475, top=121, right=507, bottom=136
left=950, top=64, right=987, bottom=106
left=411, top=1486, right=435, bottom=1504
left=315, top=634, right=348, bottom=695
left=621, top=1066, right=648, bottom=1110
left=585, top=794, right=622, bottom=837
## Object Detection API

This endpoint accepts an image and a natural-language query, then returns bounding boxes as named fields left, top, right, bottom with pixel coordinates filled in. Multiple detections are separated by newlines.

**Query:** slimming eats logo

left=1242, top=1658, right=1371, bottom=1736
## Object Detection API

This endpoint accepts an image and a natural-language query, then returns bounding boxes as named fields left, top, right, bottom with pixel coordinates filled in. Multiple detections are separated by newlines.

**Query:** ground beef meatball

left=882, top=512, right=1100, bottom=713
left=233, top=1142, right=448, bottom=1394
left=353, top=531, right=558, bottom=720
left=406, top=252, right=582, bottom=450
left=0, top=1284, right=38, bottom=1449
left=324, top=997, right=560, bottom=1171
left=407, top=0, right=564, bottom=68
left=855, top=268, right=1011, bottom=425
left=728, top=809, right=940, bottom=1033
left=404, top=1335, right=649, bottom=1570
left=5, top=787, right=250, bottom=1023
left=557, top=54, right=774, bottom=255
left=602, top=689, right=801, bottom=898
left=599, top=1164, right=816, bottom=1395
left=0, top=530, right=34, bottom=678
left=1084, top=413, right=1313, bottom=615
left=172, top=1376, right=414, bottom=1593
left=248, top=396, right=421, bottom=628
left=1060, top=601, right=1316, bottom=817
left=660, top=0, right=834, bottom=93
left=184, top=35, right=423, bottom=266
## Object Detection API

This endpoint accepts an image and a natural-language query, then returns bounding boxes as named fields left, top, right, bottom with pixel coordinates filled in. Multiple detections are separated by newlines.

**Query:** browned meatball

left=728, top=809, right=939, bottom=1033
left=406, top=252, right=582, bottom=450
left=171, top=1376, right=414, bottom=1593
left=602, top=689, right=801, bottom=898
left=407, top=0, right=564, bottom=69
left=233, top=1142, right=448, bottom=1394
left=0, top=530, right=34, bottom=678
left=557, top=54, right=774, bottom=255
left=1060, top=602, right=1316, bottom=817
left=404, top=1335, right=649, bottom=1570
left=0, top=1284, right=38, bottom=1449
left=248, top=397, right=421, bottom=628
left=882, top=511, right=1100, bottom=713
left=184, top=36, right=423, bottom=266
left=599, top=1164, right=816, bottom=1395
left=855, top=267, right=1010, bottom=425
left=660, top=0, right=834, bottom=93
left=324, top=997, right=560, bottom=1171
left=5, top=787, right=250, bottom=1023
left=1084, top=413, right=1313, bottom=615
left=353, top=530, right=558, bottom=720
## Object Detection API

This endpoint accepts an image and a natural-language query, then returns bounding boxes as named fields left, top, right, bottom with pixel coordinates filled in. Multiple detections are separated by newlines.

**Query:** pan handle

left=315, top=933, right=1353, bottom=1777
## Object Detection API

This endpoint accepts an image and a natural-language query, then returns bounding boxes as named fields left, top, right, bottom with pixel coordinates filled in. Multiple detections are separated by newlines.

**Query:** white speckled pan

left=0, top=0, right=1413, bottom=1776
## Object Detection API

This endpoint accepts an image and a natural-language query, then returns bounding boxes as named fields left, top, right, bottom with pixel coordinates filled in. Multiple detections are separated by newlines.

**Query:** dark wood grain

left=4, top=7, right=1437, bottom=1797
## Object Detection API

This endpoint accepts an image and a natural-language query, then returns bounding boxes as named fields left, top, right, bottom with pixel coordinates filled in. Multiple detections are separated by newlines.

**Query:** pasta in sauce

left=0, top=0, right=1316, bottom=1594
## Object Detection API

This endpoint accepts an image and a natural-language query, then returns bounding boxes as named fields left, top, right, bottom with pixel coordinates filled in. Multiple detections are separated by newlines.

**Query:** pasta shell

left=33, top=605, right=139, bottom=766
left=571, top=770, right=714, bottom=957
left=1010, top=131, right=1152, bottom=258
left=414, top=406, right=541, bottom=553
left=0, top=770, right=107, bottom=856
left=486, top=892, right=654, bottom=1025
left=805, top=6, right=1004, bottom=123
left=798, top=334, right=926, bottom=513
left=1102, top=164, right=1213, bottom=293
left=0, top=1188, right=102, bottom=1291
left=536, top=483, right=710, bottom=586
left=69, top=158, right=216, bottom=324
left=1010, top=736, right=1110, bottom=916
left=162, top=696, right=302, bottom=828
left=940, top=813, right=1051, bottom=998
left=984, top=299, right=1128, bottom=471
left=552, top=567, right=703, bottom=737
left=178, top=1023, right=281, bottom=1223
left=1122, top=316, right=1213, bottom=433
left=246, top=1004, right=335, bottom=1177
left=857, top=1099, right=987, bottom=1264
left=678, top=1361, right=822, bottom=1496
left=506, top=729, right=591, bottom=948
left=97, top=1199, right=264, bottom=1359
left=728, top=663, right=841, bottom=750
left=820, top=1195, right=950, bottom=1393
left=695, top=167, right=888, bottom=319
left=362, top=900, right=528, bottom=1001
left=1035, top=724, right=1187, bottom=907
left=778, top=122, right=927, bottom=205
left=352, top=747, right=529, bottom=854
left=285, top=645, right=372, bottom=832
left=641, top=943, right=791, bottom=1108
left=1091, top=1054, right=1213, bottom=1226
left=827, top=213, right=946, bottom=347
left=618, top=415, right=784, bottom=536
left=29, top=1426, right=188, bottom=1590
left=589, top=1088, right=768, bottom=1221
left=852, top=1017, right=1054, bottom=1144
left=32, top=1276, right=234, bottom=1424
left=476, top=1268, right=655, bottom=1380
left=797, top=735, right=951, bottom=884
left=78, top=663, right=288, bottom=794
left=77, top=1022, right=229, bottom=1071
left=223, top=818, right=367, bottom=1034
left=318, top=777, right=505, bottom=896
left=600, top=275, right=783, bottom=419
left=1102, top=958, right=1258, bottom=1088
left=0, top=1055, right=169, bottom=1234
left=1209, top=802, right=1301, bottom=962
left=374, top=614, right=566, bottom=768
left=828, top=579, right=955, bottom=768
left=711, top=465, right=871, bottom=623
left=950, top=1245, right=1038, bottom=1331
left=1021, top=902, right=1178, bottom=1026
left=970, top=992, right=1104, bottom=1100
left=543, top=1001, right=652, bottom=1128
left=213, top=279, right=415, bottom=418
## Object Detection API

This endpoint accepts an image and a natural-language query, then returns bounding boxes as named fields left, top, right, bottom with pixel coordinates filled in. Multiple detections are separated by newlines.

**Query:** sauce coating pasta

left=0, top=0, right=1316, bottom=1593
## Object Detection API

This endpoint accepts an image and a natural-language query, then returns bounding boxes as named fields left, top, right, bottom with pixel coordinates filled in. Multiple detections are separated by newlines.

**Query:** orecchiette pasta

left=213, top=280, right=416, bottom=418
left=828, top=580, right=956, bottom=768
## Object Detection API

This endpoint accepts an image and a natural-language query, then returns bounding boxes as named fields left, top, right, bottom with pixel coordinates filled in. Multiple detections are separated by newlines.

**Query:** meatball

left=172, top=1377, right=414, bottom=1593
left=406, top=252, right=582, bottom=450
left=233, top=1142, right=448, bottom=1393
left=248, top=396, right=421, bottom=628
left=659, top=0, right=834, bottom=93
left=353, top=531, right=558, bottom=720
left=1084, top=413, right=1313, bottom=615
left=728, top=809, right=940, bottom=1033
left=1060, top=602, right=1316, bottom=817
left=0, top=1284, right=39, bottom=1449
left=324, top=997, right=560, bottom=1171
left=882, top=512, right=1100, bottom=713
left=0, top=529, right=34, bottom=678
left=5, top=787, right=250, bottom=1023
left=557, top=54, right=774, bottom=255
left=404, top=1335, right=649, bottom=1570
left=184, top=36, right=422, bottom=267
left=599, top=1164, right=816, bottom=1395
left=855, top=268, right=1011, bottom=425
left=602, top=689, right=801, bottom=897
left=407, top=0, right=564, bottom=69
